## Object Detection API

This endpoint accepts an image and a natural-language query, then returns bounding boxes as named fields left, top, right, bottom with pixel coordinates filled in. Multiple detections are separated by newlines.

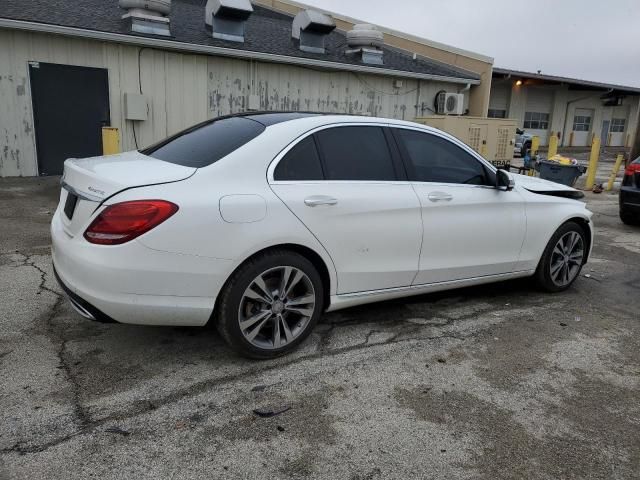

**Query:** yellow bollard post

left=528, top=136, right=540, bottom=176
left=606, top=154, right=625, bottom=191
left=530, top=135, right=540, bottom=156
left=102, top=127, right=120, bottom=156
left=480, top=141, right=488, bottom=158
left=585, top=137, right=601, bottom=190
left=547, top=133, right=558, bottom=158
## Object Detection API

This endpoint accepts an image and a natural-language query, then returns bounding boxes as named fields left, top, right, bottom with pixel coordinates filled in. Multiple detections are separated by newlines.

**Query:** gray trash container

left=537, top=160, right=586, bottom=187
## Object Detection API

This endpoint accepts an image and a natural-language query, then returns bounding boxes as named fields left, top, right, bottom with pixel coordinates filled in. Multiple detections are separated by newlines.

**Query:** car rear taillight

left=84, top=200, right=178, bottom=245
left=624, top=163, right=640, bottom=176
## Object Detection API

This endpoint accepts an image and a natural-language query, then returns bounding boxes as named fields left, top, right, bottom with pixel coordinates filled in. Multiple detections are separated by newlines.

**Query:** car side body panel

left=51, top=114, right=593, bottom=329
left=271, top=181, right=422, bottom=294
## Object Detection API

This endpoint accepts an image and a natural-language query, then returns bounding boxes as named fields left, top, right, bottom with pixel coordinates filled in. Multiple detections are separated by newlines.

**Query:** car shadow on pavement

left=61, top=276, right=539, bottom=371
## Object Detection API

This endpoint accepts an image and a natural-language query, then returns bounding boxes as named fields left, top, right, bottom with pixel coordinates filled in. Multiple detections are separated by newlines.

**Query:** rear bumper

left=53, top=266, right=117, bottom=323
left=620, top=187, right=640, bottom=213
left=51, top=209, right=234, bottom=326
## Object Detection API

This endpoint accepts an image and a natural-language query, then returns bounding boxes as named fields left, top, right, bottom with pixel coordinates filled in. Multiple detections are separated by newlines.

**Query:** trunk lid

left=62, top=150, right=196, bottom=200
left=58, top=150, right=195, bottom=236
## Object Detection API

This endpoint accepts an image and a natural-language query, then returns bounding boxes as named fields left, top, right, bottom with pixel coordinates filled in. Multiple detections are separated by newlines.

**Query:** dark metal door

left=29, top=62, right=110, bottom=176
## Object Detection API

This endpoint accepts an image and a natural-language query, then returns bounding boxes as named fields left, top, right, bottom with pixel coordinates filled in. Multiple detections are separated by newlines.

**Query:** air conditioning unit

left=436, top=92, right=464, bottom=115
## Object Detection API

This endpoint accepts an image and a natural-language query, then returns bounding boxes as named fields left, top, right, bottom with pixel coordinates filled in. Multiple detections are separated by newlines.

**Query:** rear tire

left=216, top=250, right=324, bottom=359
left=534, top=221, right=587, bottom=292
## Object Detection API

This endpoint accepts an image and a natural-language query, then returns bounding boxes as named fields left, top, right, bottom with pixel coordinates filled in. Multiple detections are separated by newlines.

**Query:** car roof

left=234, top=111, right=432, bottom=131
left=220, top=111, right=429, bottom=130
left=243, top=112, right=323, bottom=126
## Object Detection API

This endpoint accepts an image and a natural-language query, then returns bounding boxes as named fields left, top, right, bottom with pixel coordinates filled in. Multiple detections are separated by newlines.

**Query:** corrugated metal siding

left=1, top=29, right=465, bottom=176
left=0, top=30, right=209, bottom=176
left=207, top=56, right=457, bottom=120
left=0, top=29, right=37, bottom=176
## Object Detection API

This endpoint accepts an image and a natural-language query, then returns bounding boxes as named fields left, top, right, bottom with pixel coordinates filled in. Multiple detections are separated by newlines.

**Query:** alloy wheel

left=549, top=231, right=584, bottom=287
left=238, top=266, right=316, bottom=350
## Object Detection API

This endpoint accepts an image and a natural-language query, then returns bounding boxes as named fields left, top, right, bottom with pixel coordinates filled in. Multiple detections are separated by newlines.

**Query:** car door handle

left=304, top=195, right=338, bottom=207
left=427, top=192, right=453, bottom=202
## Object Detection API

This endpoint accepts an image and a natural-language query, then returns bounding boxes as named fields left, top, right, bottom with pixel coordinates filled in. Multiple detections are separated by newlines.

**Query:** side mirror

left=496, top=169, right=515, bottom=191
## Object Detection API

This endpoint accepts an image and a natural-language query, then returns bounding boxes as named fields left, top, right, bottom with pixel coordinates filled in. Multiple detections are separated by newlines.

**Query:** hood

left=512, top=173, right=584, bottom=199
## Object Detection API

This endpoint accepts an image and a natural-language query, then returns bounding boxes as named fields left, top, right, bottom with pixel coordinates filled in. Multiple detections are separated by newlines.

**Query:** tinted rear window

left=315, top=126, right=396, bottom=181
left=142, top=117, right=265, bottom=168
left=274, top=136, right=324, bottom=181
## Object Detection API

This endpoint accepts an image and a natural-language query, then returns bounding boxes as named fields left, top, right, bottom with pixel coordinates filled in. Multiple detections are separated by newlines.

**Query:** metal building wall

left=206, top=56, right=458, bottom=120
left=0, top=29, right=464, bottom=177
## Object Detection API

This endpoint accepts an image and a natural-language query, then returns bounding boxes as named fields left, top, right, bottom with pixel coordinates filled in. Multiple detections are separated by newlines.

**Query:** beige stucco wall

left=0, top=28, right=465, bottom=176
left=254, top=0, right=494, bottom=117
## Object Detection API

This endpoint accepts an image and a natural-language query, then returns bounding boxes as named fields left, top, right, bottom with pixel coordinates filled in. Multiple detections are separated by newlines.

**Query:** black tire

left=534, top=221, right=587, bottom=292
left=215, top=249, right=324, bottom=359
left=620, top=209, right=640, bottom=226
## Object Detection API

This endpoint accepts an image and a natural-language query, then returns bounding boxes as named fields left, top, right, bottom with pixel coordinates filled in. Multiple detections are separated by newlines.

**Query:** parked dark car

left=620, top=156, right=640, bottom=225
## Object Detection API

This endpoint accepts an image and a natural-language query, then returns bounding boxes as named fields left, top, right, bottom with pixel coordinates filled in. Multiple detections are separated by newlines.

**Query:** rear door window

left=274, top=136, right=324, bottom=181
left=394, top=128, right=490, bottom=185
left=142, top=117, right=265, bottom=168
left=315, top=126, right=397, bottom=181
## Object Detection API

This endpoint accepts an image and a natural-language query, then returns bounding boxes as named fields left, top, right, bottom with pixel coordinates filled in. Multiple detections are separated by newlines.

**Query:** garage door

left=489, top=84, right=510, bottom=118
left=524, top=88, right=553, bottom=145
left=609, top=106, right=629, bottom=146
left=572, top=108, right=593, bottom=147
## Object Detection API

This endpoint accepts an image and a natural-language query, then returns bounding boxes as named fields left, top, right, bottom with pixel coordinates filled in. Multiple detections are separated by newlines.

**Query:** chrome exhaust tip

left=67, top=296, right=96, bottom=321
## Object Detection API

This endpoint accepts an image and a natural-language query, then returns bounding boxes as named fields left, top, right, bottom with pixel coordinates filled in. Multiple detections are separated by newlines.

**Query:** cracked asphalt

left=1, top=176, right=639, bottom=479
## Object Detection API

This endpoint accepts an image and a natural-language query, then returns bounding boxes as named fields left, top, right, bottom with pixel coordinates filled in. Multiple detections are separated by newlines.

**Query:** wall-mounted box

left=124, top=93, right=148, bottom=121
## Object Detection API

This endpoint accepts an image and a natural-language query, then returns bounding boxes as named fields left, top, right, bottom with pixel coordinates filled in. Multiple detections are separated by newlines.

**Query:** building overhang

left=493, top=67, right=640, bottom=95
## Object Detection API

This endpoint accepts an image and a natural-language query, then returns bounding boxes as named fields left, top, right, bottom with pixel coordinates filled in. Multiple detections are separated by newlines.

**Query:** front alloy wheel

left=535, top=221, right=587, bottom=292
left=549, top=231, right=584, bottom=287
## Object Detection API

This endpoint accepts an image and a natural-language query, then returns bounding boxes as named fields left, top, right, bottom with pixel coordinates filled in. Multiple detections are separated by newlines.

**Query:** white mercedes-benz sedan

left=52, top=113, right=593, bottom=358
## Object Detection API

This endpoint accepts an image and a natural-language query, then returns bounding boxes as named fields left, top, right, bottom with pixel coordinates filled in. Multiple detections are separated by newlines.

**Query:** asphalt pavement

left=1, top=176, right=638, bottom=479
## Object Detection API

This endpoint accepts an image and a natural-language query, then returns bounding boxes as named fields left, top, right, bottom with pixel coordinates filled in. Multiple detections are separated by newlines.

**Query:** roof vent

left=292, top=9, right=336, bottom=54
left=119, top=0, right=171, bottom=36
left=205, top=0, right=253, bottom=43
left=346, top=24, right=384, bottom=65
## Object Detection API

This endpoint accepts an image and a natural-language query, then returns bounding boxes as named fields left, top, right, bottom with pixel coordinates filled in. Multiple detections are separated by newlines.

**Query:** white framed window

left=523, top=111, right=549, bottom=129
left=573, top=115, right=592, bottom=132
left=488, top=109, right=506, bottom=119
left=610, top=118, right=626, bottom=133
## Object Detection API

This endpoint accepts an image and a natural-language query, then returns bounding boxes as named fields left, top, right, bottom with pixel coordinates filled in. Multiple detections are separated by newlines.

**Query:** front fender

left=516, top=190, right=593, bottom=271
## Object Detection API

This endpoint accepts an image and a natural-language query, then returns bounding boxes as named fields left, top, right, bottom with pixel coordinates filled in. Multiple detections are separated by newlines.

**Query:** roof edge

left=494, top=67, right=640, bottom=94
left=0, top=18, right=480, bottom=85
left=254, top=0, right=494, bottom=64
